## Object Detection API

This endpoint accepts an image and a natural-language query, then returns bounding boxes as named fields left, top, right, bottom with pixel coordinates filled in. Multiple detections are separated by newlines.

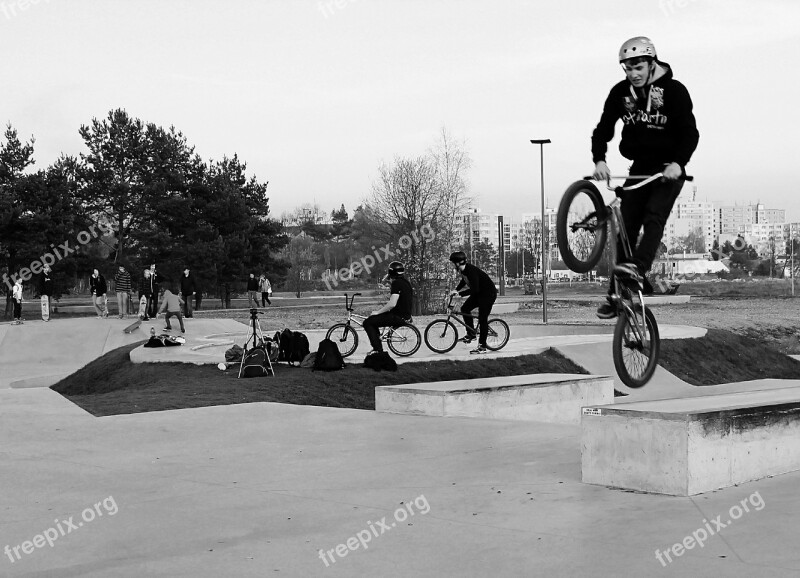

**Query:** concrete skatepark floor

left=4, top=309, right=800, bottom=576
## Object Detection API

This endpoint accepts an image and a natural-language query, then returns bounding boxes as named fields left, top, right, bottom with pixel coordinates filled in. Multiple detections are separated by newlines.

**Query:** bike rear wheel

left=424, top=320, right=458, bottom=353
left=485, top=319, right=510, bottom=351
left=387, top=324, right=422, bottom=357
left=612, top=305, right=660, bottom=388
left=556, top=180, right=607, bottom=273
left=326, top=323, right=358, bottom=358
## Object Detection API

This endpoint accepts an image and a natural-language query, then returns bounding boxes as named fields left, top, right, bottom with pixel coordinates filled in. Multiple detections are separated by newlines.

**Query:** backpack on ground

left=313, top=338, right=345, bottom=371
left=290, top=331, right=310, bottom=364
left=239, top=346, right=271, bottom=378
left=363, top=351, right=397, bottom=372
left=278, top=329, right=293, bottom=362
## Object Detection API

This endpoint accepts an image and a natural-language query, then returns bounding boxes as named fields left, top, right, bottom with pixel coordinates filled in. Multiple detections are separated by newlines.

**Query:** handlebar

left=582, top=173, right=694, bottom=192
left=343, top=292, right=362, bottom=311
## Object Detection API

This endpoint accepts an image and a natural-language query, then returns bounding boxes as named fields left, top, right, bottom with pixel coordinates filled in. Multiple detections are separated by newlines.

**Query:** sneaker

left=460, top=334, right=476, bottom=344
left=181, top=329, right=185, bottom=334
left=470, top=345, right=488, bottom=354
left=596, top=298, right=617, bottom=319
left=613, top=262, right=642, bottom=280
left=163, top=326, right=172, bottom=331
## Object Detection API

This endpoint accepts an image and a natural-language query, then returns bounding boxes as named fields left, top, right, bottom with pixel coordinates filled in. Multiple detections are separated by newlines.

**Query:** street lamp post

left=530, top=139, right=551, bottom=323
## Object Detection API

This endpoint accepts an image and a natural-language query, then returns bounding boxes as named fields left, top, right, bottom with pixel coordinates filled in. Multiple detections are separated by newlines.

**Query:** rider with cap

left=449, top=251, right=498, bottom=354
left=592, top=36, right=699, bottom=318
left=363, top=261, right=414, bottom=354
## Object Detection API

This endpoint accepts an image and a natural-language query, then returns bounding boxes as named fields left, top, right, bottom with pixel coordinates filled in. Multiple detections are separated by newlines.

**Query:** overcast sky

left=4, top=0, right=800, bottom=220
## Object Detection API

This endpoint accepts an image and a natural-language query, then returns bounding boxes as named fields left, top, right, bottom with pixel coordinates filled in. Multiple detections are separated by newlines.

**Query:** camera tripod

left=238, top=308, right=274, bottom=378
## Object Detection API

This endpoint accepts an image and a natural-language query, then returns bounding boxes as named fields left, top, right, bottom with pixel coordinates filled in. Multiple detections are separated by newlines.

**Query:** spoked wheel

left=325, top=323, right=358, bottom=358
left=556, top=180, right=608, bottom=273
left=386, top=324, right=422, bottom=357
left=612, top=304, right=660, bottom=388
left=485, top=319, right=510, bottom=351
left=424, top=320, right=458, bottom=353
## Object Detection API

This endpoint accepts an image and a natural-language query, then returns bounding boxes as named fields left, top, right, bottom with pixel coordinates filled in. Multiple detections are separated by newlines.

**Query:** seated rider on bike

left=449, top=251, right=498, bottom=354
left=591, top=36, right=699, bottom=318
left=363, top=261, right=414, bottom=354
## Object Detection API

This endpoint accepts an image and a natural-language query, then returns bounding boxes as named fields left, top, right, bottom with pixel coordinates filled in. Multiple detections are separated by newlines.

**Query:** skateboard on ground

left=137, top=296, right=148, bottom=319
left=41, top=295, right=50, bottom=322
left=123, top=319, right=142, bottom=334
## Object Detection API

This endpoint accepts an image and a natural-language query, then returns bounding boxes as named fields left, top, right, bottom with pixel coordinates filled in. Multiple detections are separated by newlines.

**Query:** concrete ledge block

left=581, top=388, right=800, bottom=495
left=376, top=373, right=614, bottom=424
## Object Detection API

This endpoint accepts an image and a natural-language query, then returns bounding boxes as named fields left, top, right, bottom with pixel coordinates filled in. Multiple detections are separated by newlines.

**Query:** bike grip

left=684, top=176, right=694, bottom=181
left=354, top=292, right=362, bottom=296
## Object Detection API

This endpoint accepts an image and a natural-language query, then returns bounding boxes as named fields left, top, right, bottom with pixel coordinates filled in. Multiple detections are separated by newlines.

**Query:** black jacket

left=455, top=264, right=497, bottom=301
left=180, top=273, right=196, bottom=295
left=90, top=274, right=107, bottom=296
left=591, top=62, right=699, bottom=170
left=39, top=272, right=54, bottom=297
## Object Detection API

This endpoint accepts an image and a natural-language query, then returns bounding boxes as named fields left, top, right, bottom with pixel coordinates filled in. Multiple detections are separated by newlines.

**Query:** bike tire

left=485, top=319, right=510, bottom=351
left=326, top=323, right=358, bottom=358
left=612, top=305, right=660, bottom=388
left=556, top=180, right=608, bottom=273
left=424, top=320, right=458, bottom=354
left=387, top=324, right=422, bottom=357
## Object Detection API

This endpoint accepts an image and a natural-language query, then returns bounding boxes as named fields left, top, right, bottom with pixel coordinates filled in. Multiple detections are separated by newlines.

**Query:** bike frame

left=339, top=292, right=403, bottom=342
left=588, top=173, right=685, bottom=349
left=441, top=294, right=499, bottom=337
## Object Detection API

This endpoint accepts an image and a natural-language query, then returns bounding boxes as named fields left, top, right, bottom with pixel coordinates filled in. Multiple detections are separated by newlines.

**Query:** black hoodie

left=591, top=61, right=699, bottom=170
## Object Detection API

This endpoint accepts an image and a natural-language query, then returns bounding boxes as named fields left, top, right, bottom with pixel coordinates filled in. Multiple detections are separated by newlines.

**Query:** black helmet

left=449, top=251, right=467, bottom=265
left=387, top=261, right=405, bottom=278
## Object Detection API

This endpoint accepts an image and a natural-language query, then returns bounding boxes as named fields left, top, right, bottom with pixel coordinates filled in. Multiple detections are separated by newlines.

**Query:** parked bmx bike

left=424, top=293, right=510, bottom=354
left=555, top=173, right=692, bottom=388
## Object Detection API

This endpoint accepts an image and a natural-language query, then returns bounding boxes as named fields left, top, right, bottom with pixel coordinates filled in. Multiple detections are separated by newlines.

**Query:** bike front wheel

left=612, top=305, right=660, bottom=388
left=485, top=319, right=510, bottom=351
left=386, top=324, right=422, bottom=357
left=556, top=180, right=608, bottom=273
left=326, top=323, right=358, bottom=358
left=424, top=320, right=458, bottom=353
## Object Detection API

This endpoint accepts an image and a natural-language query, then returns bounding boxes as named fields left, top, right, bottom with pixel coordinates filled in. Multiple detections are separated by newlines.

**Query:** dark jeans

left=261, top=291, right=271, bottom=306
left=461, top=294, right=497, bottom=346
left=148, top=292, right=159, bottom=318
left=181, top=293, right=193, bottom=317
left=195, top=293, right=202, bottom=311
left=164, top=310, right=185, bottom=332
left=618, top=163, right=685, bottom=274
left=363, top=312, right=408, bottom=352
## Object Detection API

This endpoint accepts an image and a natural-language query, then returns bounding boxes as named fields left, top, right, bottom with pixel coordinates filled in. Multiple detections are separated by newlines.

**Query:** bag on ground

left=363, top=351, right=397, bottom=372
left=300, top=352, right=317, bottom=368
left=240, top=346, right=271, bottom=378
left=313, top=338, right=345, bottom=371
left=225, top=344, right=244, bottom=362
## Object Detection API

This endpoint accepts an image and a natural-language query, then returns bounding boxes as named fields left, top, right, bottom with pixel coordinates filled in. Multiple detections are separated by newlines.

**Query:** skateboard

left=137, top=296, right=148, bottom=319
left=123, top=319, right=142, bottom=334
left=41, top=295, right=50, bottom=322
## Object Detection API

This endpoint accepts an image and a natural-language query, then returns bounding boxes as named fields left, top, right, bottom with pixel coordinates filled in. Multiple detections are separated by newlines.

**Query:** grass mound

left=52, top=346, right=588, bottom=417
left=659, top=328, right=800, bottom=385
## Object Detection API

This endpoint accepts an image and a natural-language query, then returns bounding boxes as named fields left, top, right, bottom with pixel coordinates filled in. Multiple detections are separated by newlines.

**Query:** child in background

left=12, top=278, right=23, bottom=325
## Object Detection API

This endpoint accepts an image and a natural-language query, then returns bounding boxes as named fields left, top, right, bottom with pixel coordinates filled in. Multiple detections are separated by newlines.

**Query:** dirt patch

left=52, top=343, right=588, bottom=416
left=659, top=328, right=800, bottom=385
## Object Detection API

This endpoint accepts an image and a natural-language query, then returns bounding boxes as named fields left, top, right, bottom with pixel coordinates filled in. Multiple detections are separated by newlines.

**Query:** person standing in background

left=90, top=268, right=108, bottom=318
left=180, top=267, right=196, bottom=318
left=114, top=265, right=131, bottom=319
left=259, top=273, right=272, bottom=306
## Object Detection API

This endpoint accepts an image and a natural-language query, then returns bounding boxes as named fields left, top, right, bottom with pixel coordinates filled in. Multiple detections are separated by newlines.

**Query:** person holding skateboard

left=90, top=268, right=108, bottom=318
left=147, top=264, right=163, bottom=319
left=139, top=268, right=152, bottom=320
left=39, top=264, right=54, bottom=321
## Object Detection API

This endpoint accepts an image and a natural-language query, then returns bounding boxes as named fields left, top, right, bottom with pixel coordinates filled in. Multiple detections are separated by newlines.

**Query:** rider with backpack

left=362, top=261, right=413, bottom=355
